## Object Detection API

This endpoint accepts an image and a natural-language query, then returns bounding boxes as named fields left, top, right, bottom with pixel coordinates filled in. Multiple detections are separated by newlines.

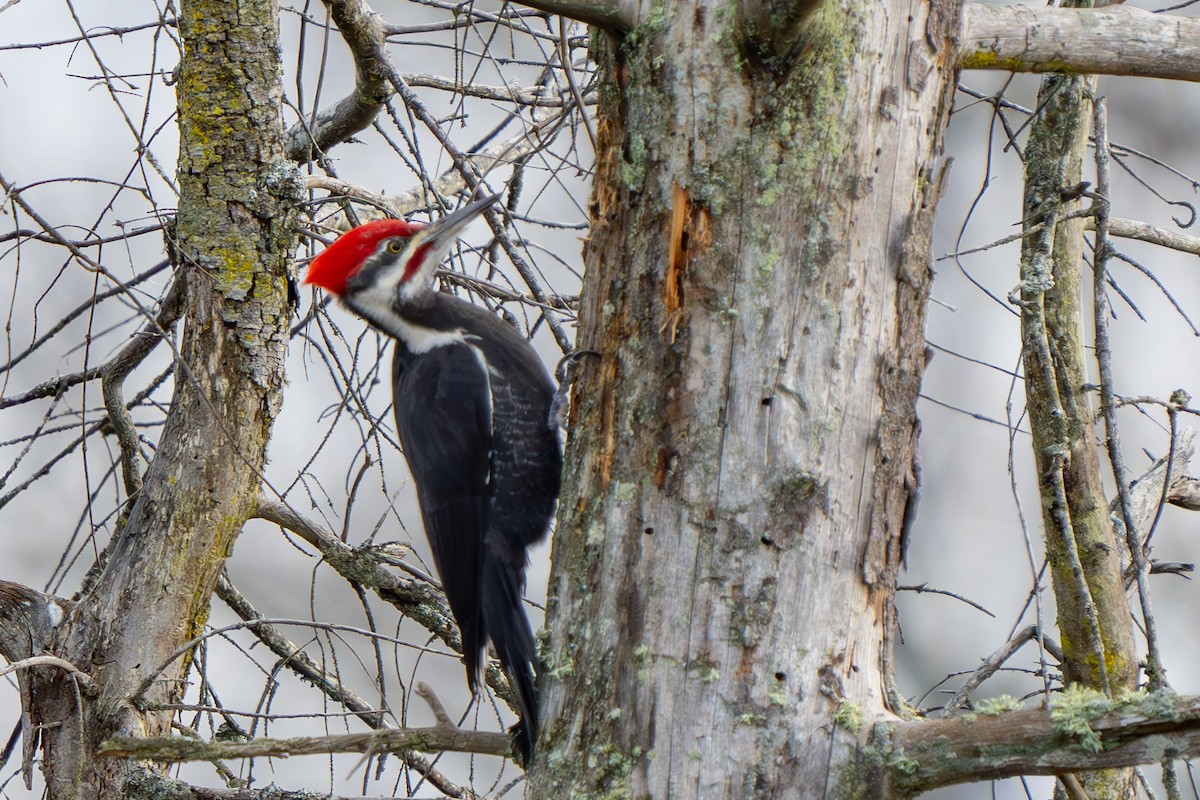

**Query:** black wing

left=392, top=341, right=492, bottom=690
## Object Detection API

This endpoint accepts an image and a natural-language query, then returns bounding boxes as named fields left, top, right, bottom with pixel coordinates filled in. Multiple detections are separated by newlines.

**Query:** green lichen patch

left=689, top=658, right=720, bottom=683
left=974, top=694, right=1022, bottom=716
left=834, top=699, right=864, bottom=733
left=1050, top=684, right=1112, bottom=753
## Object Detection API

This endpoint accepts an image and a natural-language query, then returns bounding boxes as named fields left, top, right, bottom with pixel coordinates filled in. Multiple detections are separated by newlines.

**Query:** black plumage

left=391, top=296, right=560, bottom=761
left=304, top=196, right=560, bottom=763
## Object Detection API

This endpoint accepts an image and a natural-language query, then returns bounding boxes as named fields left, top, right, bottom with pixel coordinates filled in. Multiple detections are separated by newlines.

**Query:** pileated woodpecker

left=303, top=195, right=560, bottom=762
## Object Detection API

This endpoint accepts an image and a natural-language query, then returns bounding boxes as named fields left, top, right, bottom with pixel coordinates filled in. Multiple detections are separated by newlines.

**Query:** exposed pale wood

left=1172, top=476, right=1200, bottom=510
left=1114, top=428, right=1196, bottom=584
left=961, top=3, right=1200, bottom=83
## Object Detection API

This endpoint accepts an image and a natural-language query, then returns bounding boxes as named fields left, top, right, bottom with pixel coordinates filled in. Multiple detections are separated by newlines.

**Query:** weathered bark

left=529, top=1, right=959, bottom=796
left=1017, top=4, right=1136, bottom=795
left=961, top=3, right=1200, bottom=82
left=26, top=0, right=300, bottom=796
left=888, top=691, right=1200, bottom=794
left=1020, top=70, right=1135, bottom=695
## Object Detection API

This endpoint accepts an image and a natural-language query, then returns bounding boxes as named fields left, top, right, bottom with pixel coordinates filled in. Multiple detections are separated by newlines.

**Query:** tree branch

left=99, top=703, right=512, bottom=762
left=289, top=0, right=599, bottom=164
left=1101, top=217, right=1200, bottom=257
left=287, top=0, right=391, bottom=164
left=306, top=118, right=551, bottom=232
left=961, top=4, right=1200, bottom=83
left=213, top=573, right=387, bottom=728
left=939, top=625, right=1063, bottom=718
left=1171, top=475, right=1200, bottom=511
left=1112, top=427, right=1196, bottom=588
left=102, top=275, right=185, bottom=498
left=508, top=0, right=634, bottom=31
left=251, top=498, right=522, bottom=711
left=403, top=72, right=595, bottom=107
left=888, top=691, right=1200, bottom=794
left=0, top=582, right=73, bottom=789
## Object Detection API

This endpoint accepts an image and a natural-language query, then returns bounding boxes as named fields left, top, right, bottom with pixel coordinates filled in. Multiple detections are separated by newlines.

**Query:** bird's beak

left=421, top=193, right=501, bottom=248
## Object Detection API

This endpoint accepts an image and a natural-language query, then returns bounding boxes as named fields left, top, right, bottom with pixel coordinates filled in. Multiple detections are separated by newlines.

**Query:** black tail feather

left=482, top=557, right=540, bottom=763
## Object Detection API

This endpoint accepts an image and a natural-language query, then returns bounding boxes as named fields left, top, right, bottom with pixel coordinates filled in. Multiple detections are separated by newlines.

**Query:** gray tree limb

left=886, top=692, right=1200, bottom=794
left=962, top=4, right=1200, bottom=82
left=286, top=0, right=390, bottom=164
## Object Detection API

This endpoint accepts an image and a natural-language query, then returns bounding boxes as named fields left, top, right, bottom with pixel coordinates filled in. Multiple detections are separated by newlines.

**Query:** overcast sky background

left=1, top=1, right=1199, bottom=797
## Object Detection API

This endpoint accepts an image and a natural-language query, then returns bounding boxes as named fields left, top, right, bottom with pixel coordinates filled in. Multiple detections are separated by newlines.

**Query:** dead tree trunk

left=529, top=1, right=961, bottom=795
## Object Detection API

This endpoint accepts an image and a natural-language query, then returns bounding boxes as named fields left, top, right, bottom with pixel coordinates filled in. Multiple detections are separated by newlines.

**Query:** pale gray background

left=1, top=1, right=1197, bottom=797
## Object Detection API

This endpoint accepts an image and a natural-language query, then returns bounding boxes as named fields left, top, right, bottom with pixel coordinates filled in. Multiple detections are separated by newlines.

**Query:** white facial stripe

left=346, top=283, right=468, bottom=353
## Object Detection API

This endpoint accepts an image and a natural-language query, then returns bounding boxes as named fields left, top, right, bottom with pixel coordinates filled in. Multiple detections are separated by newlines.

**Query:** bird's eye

left=387, top=239, right=404, bottom=254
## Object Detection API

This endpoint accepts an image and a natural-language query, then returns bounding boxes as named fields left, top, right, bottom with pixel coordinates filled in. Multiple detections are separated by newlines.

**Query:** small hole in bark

left=775, top=671, right=787, bottom=681
left=760, top=534, right=774, bottom=546
left=761, top=396, right=773, bottom=406
left=644, top=527, right=654, bottom=535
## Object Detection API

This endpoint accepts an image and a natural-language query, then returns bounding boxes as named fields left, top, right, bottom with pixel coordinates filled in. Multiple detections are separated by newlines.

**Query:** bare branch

left=404, top=72, right=593, bottom=107
left=101, top=276, right=185, bottom=497
left=889, top=692, right=1200, bottom=793
left=213, top=575, right=474, bottom=797
left=1102, top=217, right=1200, bottom=257
left=98, top=721, right=512, bottom=762
left=961, top=4, right=1200, bottom=83
left=307, top=120, right=551, bottom=229
left=286, top=0, right=391, bottom=164
left=213, top=573, right=387, bottom=728
left=1112, top=427, right=1196, bottom=580
left=0, top=655, right=97, bottom=693
left=939, top=625, right=1063, bottom=718
left=507, top=0, right=634, bottom=31
left=1092, top=95, right=1165, bottom=689
left=250, top=497, right=522, bottom=711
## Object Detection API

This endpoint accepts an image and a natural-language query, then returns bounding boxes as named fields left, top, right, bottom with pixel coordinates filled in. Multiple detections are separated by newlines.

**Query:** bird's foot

left=549, top=348, right=600, bottom=430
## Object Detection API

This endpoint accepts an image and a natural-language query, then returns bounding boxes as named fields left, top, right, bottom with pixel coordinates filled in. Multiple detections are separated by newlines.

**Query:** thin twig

left=1092, top=96, right=1166, bottom=690
left=940, top=626, right=1064, bottom=718
left=0, top=656, right=97, bottom=693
